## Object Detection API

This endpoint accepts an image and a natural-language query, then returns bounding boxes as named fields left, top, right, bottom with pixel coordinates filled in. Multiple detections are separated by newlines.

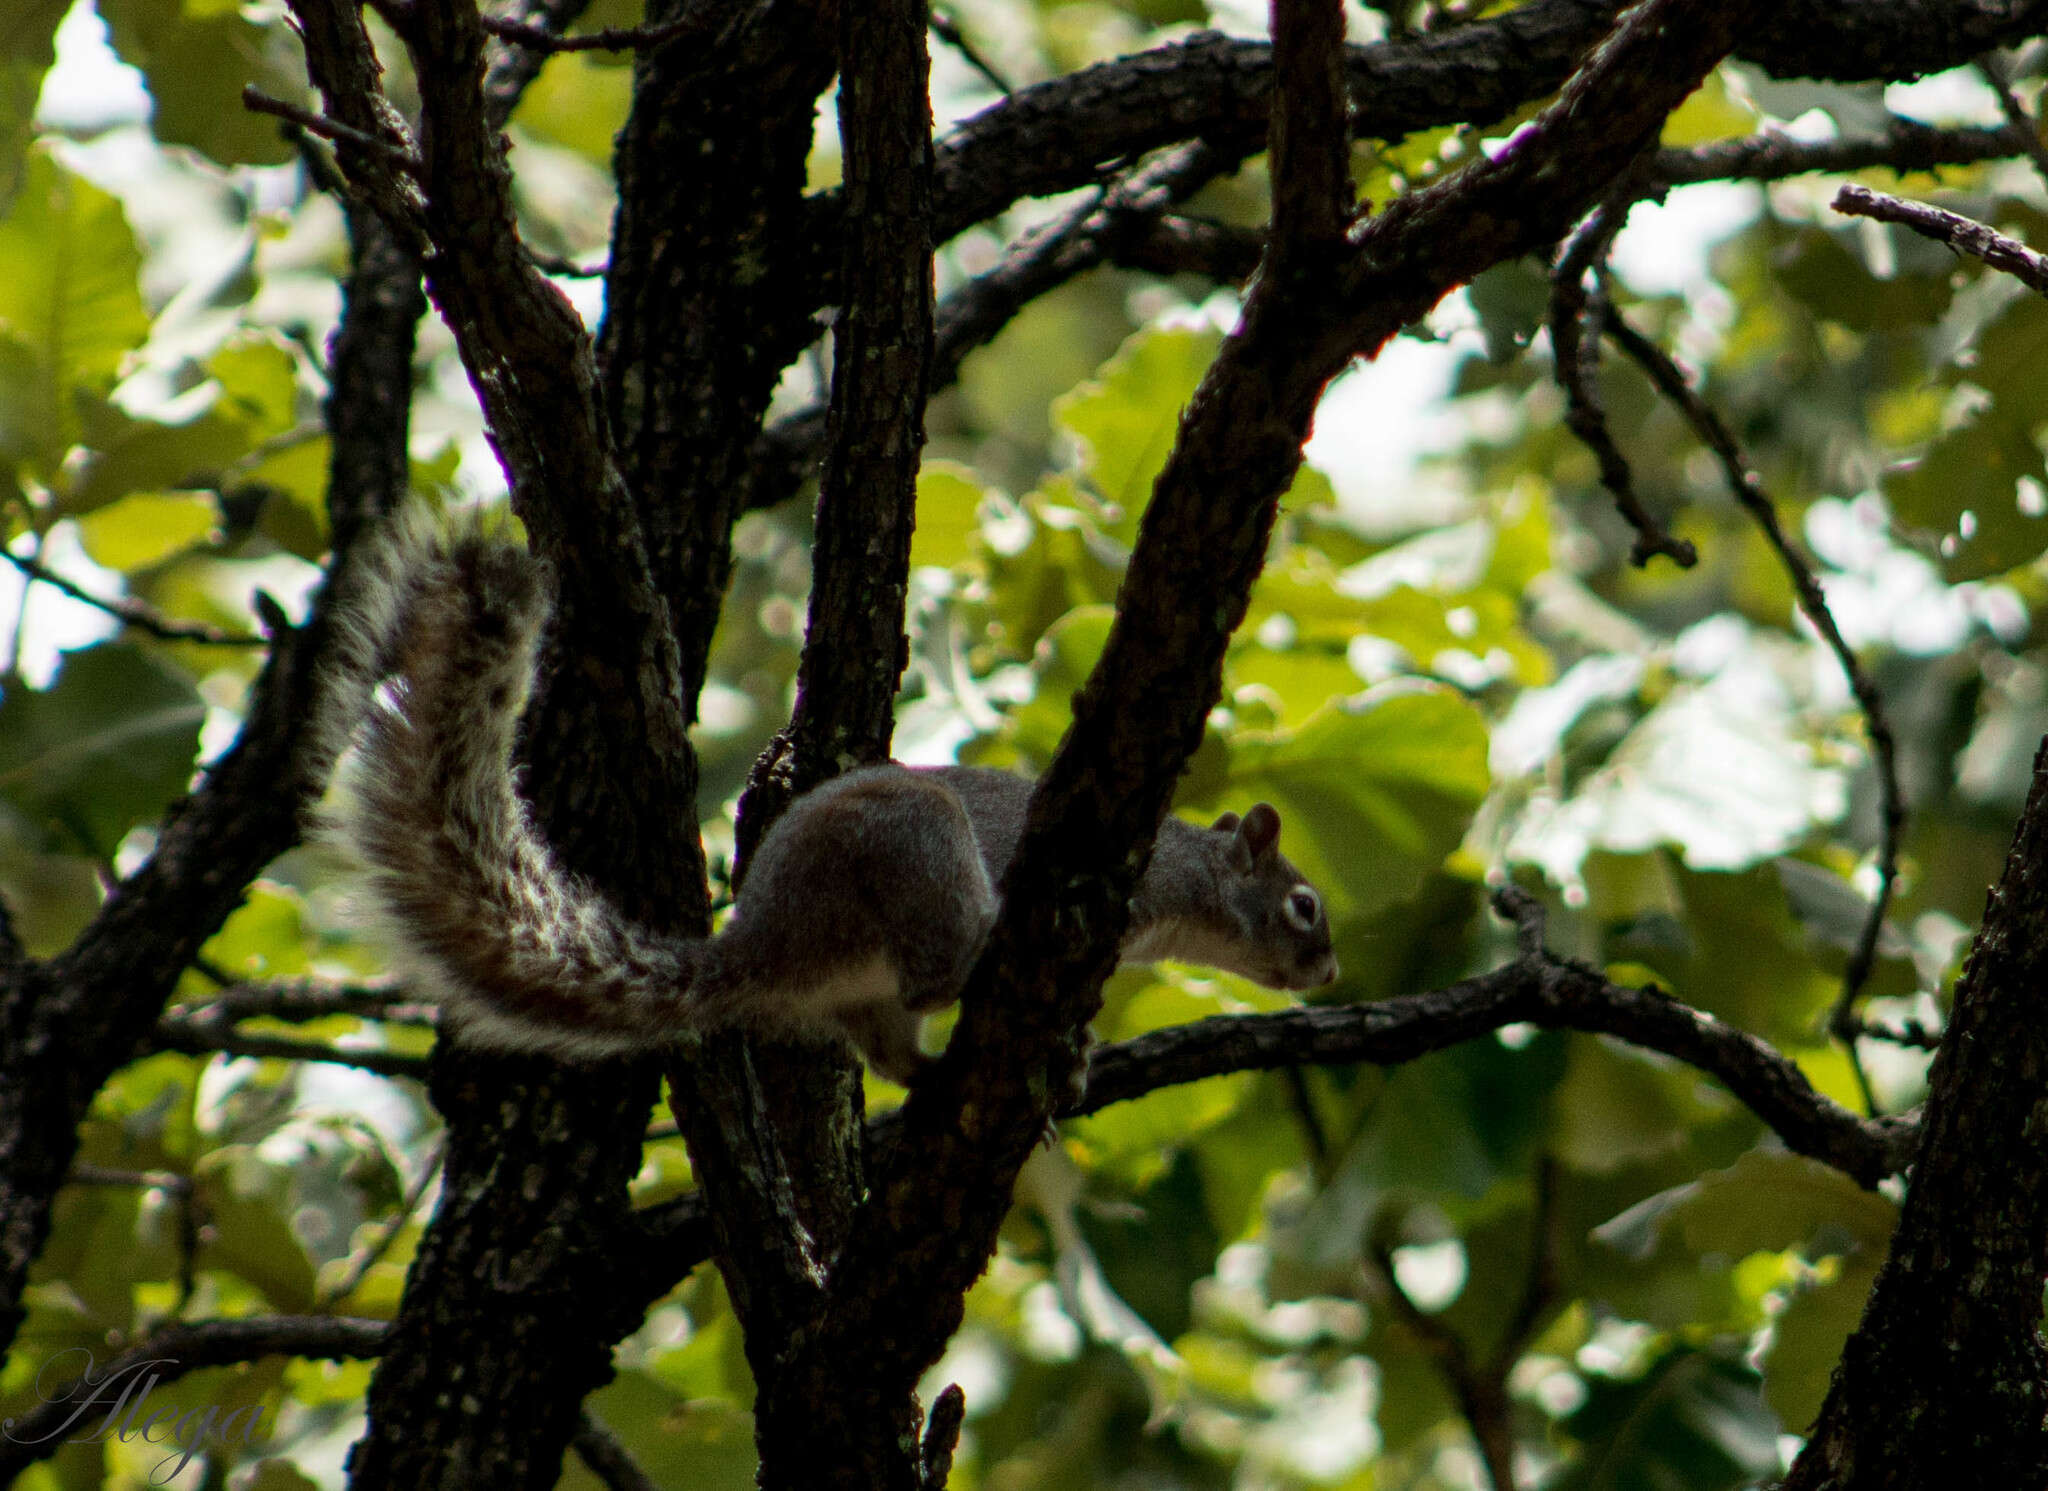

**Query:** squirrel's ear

left=1238, top=803, right=1282, bottom=861
left=1210, top=810, right=1242, bottom=833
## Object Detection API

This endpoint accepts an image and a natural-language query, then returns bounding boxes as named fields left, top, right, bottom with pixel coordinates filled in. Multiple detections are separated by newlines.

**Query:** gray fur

left=319, top=517, right=1338, bottom=1083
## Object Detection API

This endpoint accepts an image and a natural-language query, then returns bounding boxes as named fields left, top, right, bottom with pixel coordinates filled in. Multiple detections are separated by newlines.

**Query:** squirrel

left=313, top=514, right=1338, bottom=1084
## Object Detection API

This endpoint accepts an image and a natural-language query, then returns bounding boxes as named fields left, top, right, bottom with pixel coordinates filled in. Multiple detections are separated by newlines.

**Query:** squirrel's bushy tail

left=320, top=515, right=704, bottom=1058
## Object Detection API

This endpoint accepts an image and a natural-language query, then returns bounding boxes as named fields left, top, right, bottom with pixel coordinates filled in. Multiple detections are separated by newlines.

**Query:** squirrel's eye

left=1285, top=888, right=1319, bottom=930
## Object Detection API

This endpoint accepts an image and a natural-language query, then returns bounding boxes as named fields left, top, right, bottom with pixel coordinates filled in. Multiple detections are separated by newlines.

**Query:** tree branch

left=1597, top=316, right=1906, bottom=1086
left=1787, top=735, right=2048, bottom=1485
left=572, top=1412, right=663, bottom=1491
left=1834, top=181, right=2048, bottom=295
left=1549, top=190, right=1700, bottom=568
left=150, top=1021, right=431, bottom=1078
left=801, top=2, right=1778, bottom=1423
left=619, top=897, right=1910, bottom=1311
left=1655, top=120, right=2020, bottom=186
left=0, top=549, right=267, bottom=648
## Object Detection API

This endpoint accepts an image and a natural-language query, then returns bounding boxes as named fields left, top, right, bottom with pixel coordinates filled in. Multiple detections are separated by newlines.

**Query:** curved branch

left=746, top=141, right=1246, bottom=513
left=819, top=0, right=1780, bottom=1409
left=620, top=915, right=1911, bottom=1306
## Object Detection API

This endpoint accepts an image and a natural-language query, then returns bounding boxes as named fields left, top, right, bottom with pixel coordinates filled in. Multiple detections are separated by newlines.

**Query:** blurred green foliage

left=6, top=1, right=2047, bottom=1488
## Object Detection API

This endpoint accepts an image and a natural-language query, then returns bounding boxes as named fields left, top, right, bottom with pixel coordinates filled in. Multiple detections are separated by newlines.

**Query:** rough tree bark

left=1784, top=739, right=2048, bottom=1484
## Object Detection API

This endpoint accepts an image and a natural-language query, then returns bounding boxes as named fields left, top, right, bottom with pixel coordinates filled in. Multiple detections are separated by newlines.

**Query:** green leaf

left=64, top=400, right=250, bottom=517
left=98, top=0, right=300, bottom=166
left=911, top=460, right=987, bottom=571
left=1214, top=686, right=1491, bottom=918
left=200, top=883, right=316, bottom=981
left=76, top=491, right=220, bottom=571
left=1552, top=1036, right=1728, bottom=1174
left=577, top=1370, right=758, bottom=1491
left=1594, top=1151, right=1897, bottom=1264
left=511, top=48, right=633, bottom=164
left=1553, top=1346, right=1780, bottom=1491
left=1054, top=324, right=1220, bottom=540
left=1004, top=604, right=1113, bottom=762
left=0, top=152, right=147, bottom=460
left=1603, top=861, right=1841, bottom=1048
left=207, top=336, right=303, bottom=435
left=194, top=1147, right=318, bottom=1312
left=0, top=643, right=203, bottom=859
left=1507, top=647, right=1849, bottom=886
left=0, top=0, right=68, bottom=200
left=1467, top=257, right=1552, bottom=363
left=1775, top=227, right=1952, bottom=332
left=1762, top=1251, right=1881, bottom=1432
left=1885, top=407, right=2048, bottom=581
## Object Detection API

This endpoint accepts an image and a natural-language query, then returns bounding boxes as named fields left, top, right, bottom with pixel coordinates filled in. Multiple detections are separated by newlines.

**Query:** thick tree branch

left=280, top=6, right=703, bottom=1490
left=799, top=0, right=1776, bottom=1424
left=1787, top=736, right=2048, bottom=1485
left=805, top=1, right=2048, bottom=283
left=1268, top=0, right=1353, bottom=249
left=754, top=0, right=937, bottom=806
left=708, top=5, right=940, bottom=1482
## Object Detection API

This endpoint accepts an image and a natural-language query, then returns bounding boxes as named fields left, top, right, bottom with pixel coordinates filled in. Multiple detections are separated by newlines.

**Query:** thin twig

left=1653, top=120, right=2017, bottom=186
left=1599, top=317, right=1903, bottom=1111
left=151, top=1021, right=432, bottom=1078
left=477, top=9, right=705, bottom=53
left=1550, top=192, right=1698, bottom=569
left=573, top=1411, right=663, bottom=1491
left=1833, top=182, right=2048, bottom=296
left=318, top=1142, right=444, bottom=1307
left=1487, top=1155, right=1562, bottom=1379
left=1281, top=1065, right=1330, bottom=1170
left=1841, top=1017, right=1946, bottom=1051
left=1365, top=1239, right=1517, bottom=1491
left=242, top=86, right=419, bottom=168
left=527, top=248, right=607, bottom=278
left=1978, top=57, right=2048, bottom=184
left=1, top=548, right=267, bottom=648
left=930, top=12, right=1011, bottom=95
left=166, top=979, right=437, bottom=1028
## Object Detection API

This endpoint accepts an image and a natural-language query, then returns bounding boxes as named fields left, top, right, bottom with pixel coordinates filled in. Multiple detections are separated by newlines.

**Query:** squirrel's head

left=1207, top=804, right=1338, bottom=992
